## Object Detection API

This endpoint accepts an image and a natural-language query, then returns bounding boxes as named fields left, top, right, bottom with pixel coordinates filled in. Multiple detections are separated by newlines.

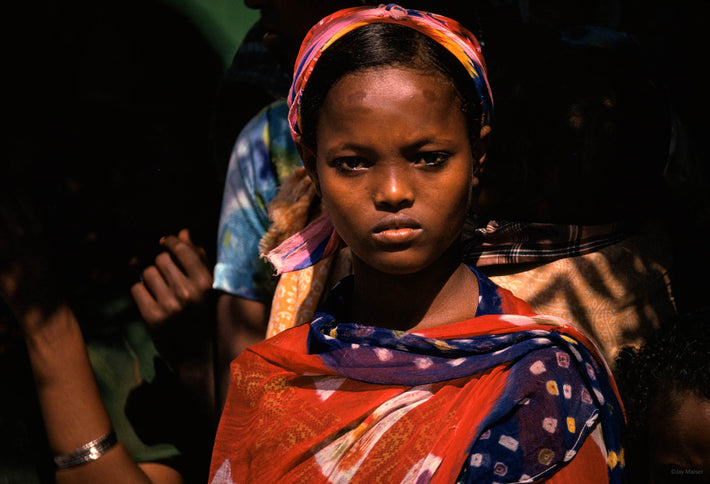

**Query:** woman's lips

left=372, top=216, right=422, bottom=245
left=372, top=227, right=422, bottom=244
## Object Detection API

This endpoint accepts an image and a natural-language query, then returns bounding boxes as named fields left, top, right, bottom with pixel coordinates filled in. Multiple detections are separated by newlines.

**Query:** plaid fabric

left=463, top=219, right=629, bottom=267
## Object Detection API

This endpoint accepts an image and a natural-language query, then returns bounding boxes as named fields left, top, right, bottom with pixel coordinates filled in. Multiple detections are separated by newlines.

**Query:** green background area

left=162, top=0, right=258, bottom=65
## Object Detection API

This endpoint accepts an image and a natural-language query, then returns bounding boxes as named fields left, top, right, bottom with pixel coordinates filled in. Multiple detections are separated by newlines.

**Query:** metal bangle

left=53, top=430, right=118, bottom=470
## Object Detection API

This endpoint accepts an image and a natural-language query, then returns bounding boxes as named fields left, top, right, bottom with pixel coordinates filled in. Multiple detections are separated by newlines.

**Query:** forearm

left=23, top=304, right=180, bottom=484
left=215, top=294, right=269, bottom=412
left=145, top=299, right=218, bottom=422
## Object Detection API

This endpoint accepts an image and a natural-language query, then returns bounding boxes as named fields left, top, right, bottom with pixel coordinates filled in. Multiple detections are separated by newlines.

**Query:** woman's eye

left=416, top=152, right=450, bottom=167
left=333, top=157, right=368, bottom=172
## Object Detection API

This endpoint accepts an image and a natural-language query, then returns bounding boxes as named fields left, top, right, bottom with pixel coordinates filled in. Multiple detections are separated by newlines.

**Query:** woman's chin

left=356, top=251, right=437, bottom=277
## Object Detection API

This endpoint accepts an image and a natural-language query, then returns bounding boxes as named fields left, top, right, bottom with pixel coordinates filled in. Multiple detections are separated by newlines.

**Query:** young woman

left=209, top=5, right=625, bottom=483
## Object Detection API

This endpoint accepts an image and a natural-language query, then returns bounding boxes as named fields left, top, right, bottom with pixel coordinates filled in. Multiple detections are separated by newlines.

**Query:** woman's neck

left=346, top=246, right=479, bottom=332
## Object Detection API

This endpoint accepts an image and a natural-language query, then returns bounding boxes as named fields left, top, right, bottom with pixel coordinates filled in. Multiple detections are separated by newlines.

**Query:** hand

left=0, top=188, right=62, bottom=328
left=131, top=228, right=214, bottom=328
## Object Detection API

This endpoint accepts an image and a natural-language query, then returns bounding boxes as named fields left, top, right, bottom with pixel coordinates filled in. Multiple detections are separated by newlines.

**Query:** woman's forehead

left=332, top=67, right=455, bottom=107
left=316, top=67, right=467, bottom=151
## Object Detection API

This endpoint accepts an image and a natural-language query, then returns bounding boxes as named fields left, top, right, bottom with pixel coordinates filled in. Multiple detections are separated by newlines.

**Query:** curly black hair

left=614, top=310, right=710, bottom=482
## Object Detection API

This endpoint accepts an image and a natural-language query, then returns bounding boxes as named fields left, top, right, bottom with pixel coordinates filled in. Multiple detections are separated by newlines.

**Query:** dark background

left=1, top=0, right=708, bottom=330
left=0, top=0, right=708, bottom=481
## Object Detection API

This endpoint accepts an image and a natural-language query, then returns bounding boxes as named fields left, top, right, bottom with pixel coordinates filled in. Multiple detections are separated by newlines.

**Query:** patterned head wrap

left=267, top=4, right=493, bottom=274
left=287, top=3, right=493, bottom=142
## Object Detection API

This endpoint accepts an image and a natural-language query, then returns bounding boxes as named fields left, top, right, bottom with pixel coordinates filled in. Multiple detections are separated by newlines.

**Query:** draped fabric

left=210, top=268, right=625, bottom=483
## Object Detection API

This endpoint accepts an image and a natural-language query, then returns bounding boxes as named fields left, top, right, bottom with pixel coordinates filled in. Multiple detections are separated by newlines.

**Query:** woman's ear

left=296, top=138, right=321, bottom=197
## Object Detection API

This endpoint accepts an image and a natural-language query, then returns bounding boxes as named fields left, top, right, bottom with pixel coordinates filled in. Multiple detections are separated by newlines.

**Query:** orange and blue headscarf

left=288, top=3, right=493, bottom=142
left=267, top=4, right=493, bottom=275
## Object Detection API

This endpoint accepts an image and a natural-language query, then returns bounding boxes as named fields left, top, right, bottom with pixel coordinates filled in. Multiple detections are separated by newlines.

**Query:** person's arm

left=211, top=102, right=296, bottom=409
left=131, top=229, right=217, bottom=418
left=20, top=303, right=182, bottom=484
left=0, top=205, right=182, bottom=483
left=215, top=293, right=269, bottom=410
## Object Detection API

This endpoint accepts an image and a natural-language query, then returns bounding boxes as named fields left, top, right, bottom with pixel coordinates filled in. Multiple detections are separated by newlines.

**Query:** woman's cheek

left=321, top=187, right=361, bottom=238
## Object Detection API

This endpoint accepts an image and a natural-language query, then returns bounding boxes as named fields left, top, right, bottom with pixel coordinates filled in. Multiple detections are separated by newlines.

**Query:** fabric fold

left=263, top=212, right=342, bottom=274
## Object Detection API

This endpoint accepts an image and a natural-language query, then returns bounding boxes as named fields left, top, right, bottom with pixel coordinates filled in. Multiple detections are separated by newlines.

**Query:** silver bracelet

left=53, top=430, right=118, bottom=470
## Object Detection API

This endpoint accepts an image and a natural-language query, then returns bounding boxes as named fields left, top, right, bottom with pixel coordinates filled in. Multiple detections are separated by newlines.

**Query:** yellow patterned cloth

left=266, top=250, right=352, bottom=338
left=487, top=220, right=676, bottom=366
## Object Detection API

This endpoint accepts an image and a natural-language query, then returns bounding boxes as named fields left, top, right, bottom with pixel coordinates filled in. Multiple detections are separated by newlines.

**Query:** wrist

left=54, top=429, right=118, bottom=470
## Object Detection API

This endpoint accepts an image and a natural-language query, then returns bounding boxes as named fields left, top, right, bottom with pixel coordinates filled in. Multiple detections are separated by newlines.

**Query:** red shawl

left=210, top=276, right=624, bottom=483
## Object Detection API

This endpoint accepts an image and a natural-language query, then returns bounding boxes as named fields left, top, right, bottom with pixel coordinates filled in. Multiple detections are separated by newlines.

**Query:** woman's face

left=304, top=66, right=478, bottom=275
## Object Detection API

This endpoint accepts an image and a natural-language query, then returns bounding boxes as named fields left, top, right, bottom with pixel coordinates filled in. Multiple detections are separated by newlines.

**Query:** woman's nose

left=374, top=164, right=414, bottom=211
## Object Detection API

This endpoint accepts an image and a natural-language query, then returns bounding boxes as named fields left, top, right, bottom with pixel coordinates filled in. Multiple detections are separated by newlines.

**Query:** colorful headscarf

left=266, top=4, right=493, bottom=274
left=288, top=3, right=493, bottom=142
